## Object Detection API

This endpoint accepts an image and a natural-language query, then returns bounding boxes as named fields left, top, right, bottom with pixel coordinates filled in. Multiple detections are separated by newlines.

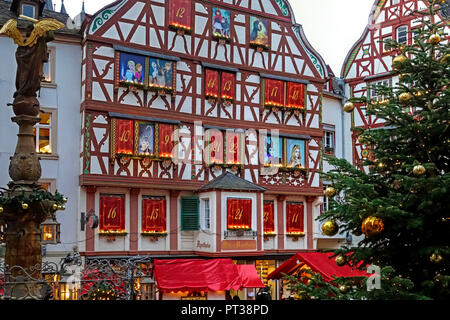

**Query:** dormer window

left=21, top=2, right=38, bottom=19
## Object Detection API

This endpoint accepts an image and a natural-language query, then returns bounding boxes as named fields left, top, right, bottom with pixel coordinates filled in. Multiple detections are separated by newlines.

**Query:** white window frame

left=42, top=47, right=57, bottom=88
left=200, top=198, right=211, bottom=231
left=21, top=2, right=37, bottom=19
left=323, top=130, right=335, bottom=155
left=369, top=79, right=392, bottom=102
left=397, top=25, right=408, bottom=45
left=391, top=0, right=400, bottom=5
left=35, top=108, right=58, bottom=159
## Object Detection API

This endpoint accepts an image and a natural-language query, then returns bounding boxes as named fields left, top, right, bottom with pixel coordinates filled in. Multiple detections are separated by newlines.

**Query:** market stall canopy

left=267, top=252, right=367, bottom=282
left=153, top=258, right=265, bottom=293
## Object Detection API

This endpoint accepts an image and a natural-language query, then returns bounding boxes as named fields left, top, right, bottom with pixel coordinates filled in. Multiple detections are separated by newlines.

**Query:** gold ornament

left=430, top=253, right=443, bottom=264
left=393, top=54, right=407, bottom=68
left=429, top=33, right=441, bottom=45
left=335, top=255, right=346, bottom=267
left=441, top=54, right=450, bottom=63
left=52, top=203, right=58, bottom=211
left=339, top=285, right=350, bottom=294
left=61, top=205, right=66, bottom=211
left=324, top=187, right=336, bottom=198
left=63, top=197, right=68, bottom=203
left=321, top=220, right=339, bottom=237
left=413, top=165, right=426, bottom=176
left=343, top=101, right=354, bottom=113
left=0, top=206, right=3, bottom=214
left=358, top=135, right=366, bottom=144
left=22, top=203, right=29, bottom=210
left=361, top=216, right=384, bottom=237
left=399, top=92, right=412, bottom=104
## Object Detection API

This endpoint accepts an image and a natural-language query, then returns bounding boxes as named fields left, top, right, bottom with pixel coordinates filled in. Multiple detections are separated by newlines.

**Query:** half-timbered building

left=342, top=0, right=449, bottom=168
left=77, top=0, right=340, bottom=299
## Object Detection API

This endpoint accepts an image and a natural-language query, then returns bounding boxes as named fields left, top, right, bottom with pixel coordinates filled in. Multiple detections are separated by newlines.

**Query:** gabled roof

left=198, top=172, right=267, bottom=193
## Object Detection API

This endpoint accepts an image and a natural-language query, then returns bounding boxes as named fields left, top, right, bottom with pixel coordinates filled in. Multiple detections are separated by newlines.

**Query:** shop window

left=181, top=197, right=199, bottom=231
left=34, top=109, right=57, bottom=156
left=255, top=260, right=277, bottom=300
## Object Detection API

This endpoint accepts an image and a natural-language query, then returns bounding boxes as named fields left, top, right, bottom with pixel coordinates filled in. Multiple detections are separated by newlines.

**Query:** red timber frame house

left=342, top=0, right=449, bottom=169
left=79, top=0, right=329, bottom=298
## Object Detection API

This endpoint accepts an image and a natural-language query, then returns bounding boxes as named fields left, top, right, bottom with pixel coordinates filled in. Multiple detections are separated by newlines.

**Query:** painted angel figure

left=0, top=17, right=64, bottom=115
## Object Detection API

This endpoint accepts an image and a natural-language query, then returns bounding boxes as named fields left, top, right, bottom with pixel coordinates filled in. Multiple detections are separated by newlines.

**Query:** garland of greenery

left=0, top=189, right=65, bottom=208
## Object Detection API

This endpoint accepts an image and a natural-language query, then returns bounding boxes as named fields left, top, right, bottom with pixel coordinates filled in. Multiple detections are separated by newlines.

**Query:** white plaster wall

left=0, top=38, right=82, bottom=259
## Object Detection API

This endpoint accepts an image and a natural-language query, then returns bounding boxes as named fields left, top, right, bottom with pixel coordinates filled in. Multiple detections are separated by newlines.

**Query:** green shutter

left=181, top=197, right=199, bottom=231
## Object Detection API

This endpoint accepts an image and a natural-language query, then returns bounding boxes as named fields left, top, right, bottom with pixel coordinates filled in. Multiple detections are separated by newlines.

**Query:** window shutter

left=181, top=197, right=199, bottom=231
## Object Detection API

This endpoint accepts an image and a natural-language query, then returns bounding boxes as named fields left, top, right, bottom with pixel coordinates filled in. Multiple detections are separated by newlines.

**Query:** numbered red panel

left=99, top=195, right=125, bottom=232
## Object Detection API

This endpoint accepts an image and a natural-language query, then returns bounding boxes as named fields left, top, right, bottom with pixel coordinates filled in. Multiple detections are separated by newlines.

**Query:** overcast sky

left=51, top=0, right=375, bottom=75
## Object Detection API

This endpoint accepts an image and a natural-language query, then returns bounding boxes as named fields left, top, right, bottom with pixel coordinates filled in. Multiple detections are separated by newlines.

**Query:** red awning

left=267, top=252, right=367, bottom=282
left=153, top=259, right=264, bottom=293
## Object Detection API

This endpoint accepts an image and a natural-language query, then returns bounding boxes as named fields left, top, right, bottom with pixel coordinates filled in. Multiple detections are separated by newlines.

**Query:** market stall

left=153, top=258, right=264, bottom=300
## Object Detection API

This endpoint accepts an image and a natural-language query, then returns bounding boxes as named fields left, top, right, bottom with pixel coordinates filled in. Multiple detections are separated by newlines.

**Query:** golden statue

left=0, top=15, right=64, bottom=115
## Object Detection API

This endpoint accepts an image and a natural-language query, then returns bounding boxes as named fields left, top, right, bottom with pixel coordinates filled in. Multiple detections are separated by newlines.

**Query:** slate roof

left=198, top=172, right=267, bottom=192
left=0, top=0, right=81, bottom=37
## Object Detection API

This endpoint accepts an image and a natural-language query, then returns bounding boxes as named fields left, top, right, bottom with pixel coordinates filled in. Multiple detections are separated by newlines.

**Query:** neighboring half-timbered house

left=342, top=0, right=449, bottom=168
left=77, top=0, right=337, bottom=298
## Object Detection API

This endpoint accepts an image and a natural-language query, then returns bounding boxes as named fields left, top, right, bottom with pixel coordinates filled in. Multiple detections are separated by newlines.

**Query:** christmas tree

left=286, top=1, right=449, bottom=300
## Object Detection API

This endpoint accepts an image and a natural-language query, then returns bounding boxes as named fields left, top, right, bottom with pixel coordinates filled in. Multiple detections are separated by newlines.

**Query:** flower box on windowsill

left=264, top=104, right=306, bottom=114
left=324, top=147, right=335, bottom=155
left=208, top=163, right=243, bottom=171
left=148, top=85, right=174, bottom=96
left=250, top=42, right=270, bottom=52
left=286, top=231, right=305, bottom=241
left=141, top=231, right=167, bottom=237
left=279, top=166, right=307, bottom=177
left=212, top=34, right=232, bottom=44
left=169, top=23, right=192, bottom=35
left=119, top=81, right=146, bottom=91
left=206, top=94, right=219, bottom=104
left=221, top=97, right=234, bottom=106
left=99, top=231, right=128, bottom=236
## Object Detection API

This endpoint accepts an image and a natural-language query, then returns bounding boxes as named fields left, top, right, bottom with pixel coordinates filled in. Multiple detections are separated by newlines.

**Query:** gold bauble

left=324, top=187, right=337, bottom=198
left=441, top=54, right=450, bottom=63
left=358, top=135, right=366, bottom=144
left=63, top=197, right=68, bottom=203
left=399, top=92, right=412, bottom=104
left=343, top=101, right=355, bottom=113
left=321, top=220, right=339, bottom=237
left=413, top=165, right=426, bottom=176
left=339, top=285, right=350, bottom=294
left=52, top=203, right=59, bottom=211
left=61, top=205, right=66, bottom=211
left=361, top=216, right=384, bottom=237
left=430, top=253, right=443, bottom=264
left=429, top=33, right=441, bottom=45
left=22, top=203, right=29, bottom=210
left=393, top=55, right=407, bottom=68
left=0, top=206, right=3, bottom=214
left=335, top=255, right=346, bottom=267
